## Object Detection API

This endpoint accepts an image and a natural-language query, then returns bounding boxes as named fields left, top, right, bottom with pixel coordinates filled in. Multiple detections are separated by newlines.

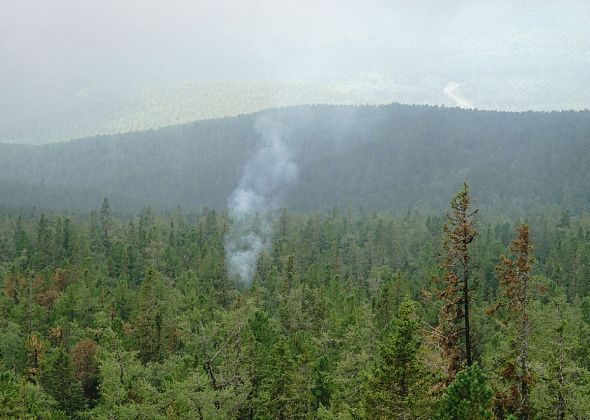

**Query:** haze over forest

left=1, top=104, right=589, bottom=215
left=1, top=2, right=590, bottom=419
left=1, top=0, right=589, bottom=143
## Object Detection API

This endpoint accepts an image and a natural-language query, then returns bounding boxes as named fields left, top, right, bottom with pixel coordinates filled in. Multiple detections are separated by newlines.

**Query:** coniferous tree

left=436, top=363, right=493, bottom=420
left=34, top=214, right=52, bottom=269
left=436, top=183, right=478, bottom=382
left=91, top=317, right=161, bottom=418
left=257, top=337, right=310, bottom=419
left=71, top=338, right=99, bottom=402
left=489, top=224, right=535, bottom=419
left=14, top=215, right=30, bottom=258
left=531, top=291, right=590, bottom=418
left=62, top=217, right=74, bottom=260
left=0, top=370, right=62, bottom=418
left=0, top=204, right=590, bottom=417
left=41, top=347, right=85, bottom=416
left=248, top=310, right=277, bottom=416
left=362, top=298, right=431, bottom=419
left=100, top=198, right=113, bottom=252
left=134, top=267, right=165, bottom=363
left=25, top=332, right=47, bottom=383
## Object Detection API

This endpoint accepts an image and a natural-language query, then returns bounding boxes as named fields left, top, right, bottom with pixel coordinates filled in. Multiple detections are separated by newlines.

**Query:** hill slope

left=0, top=104, right=589, bottom=214
left=0, top=81, right=398, bottom=145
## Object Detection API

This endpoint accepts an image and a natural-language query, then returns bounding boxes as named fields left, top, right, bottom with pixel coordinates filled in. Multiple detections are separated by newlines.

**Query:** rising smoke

left=225, top=116, right=299, bottom=286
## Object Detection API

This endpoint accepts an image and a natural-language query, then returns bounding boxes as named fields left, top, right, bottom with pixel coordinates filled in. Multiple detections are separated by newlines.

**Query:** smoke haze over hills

left=1, top=0, right=588, bottom=143
left=0, top=104, right=588, bottom=215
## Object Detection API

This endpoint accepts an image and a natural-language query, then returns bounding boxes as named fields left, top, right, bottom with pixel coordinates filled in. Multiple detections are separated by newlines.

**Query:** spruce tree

left=531, top=291, right=590, bottom=418
left=436, top=363, right=493, bottom=420
left=490, top=224, right=535, bottom=419
left=362, top=298, right=430, bottom=419
left=134, top=267, right=165, bottom=363
left=257, top=337, right=310, bottom=419
left=436, top=183, right=478, bottom=382
left=41, top=347, right=85, bottom=416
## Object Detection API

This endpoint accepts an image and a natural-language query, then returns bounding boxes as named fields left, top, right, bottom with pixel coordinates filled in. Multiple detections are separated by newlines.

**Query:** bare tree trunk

left=463, top=252, right=472, bottom=367
left=438, top=183, right=477, bottom=379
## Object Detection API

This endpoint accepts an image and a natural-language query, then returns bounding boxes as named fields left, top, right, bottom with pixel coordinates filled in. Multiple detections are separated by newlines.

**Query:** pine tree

left=25, top=332, right=47, bottom=383
left=436, top=363, right=493, bottom=419
left=436, top=183, right=478, bottom=382
left=257, top=337, right=310, bottom=419
left=34, top=214, right=52, bottom=269
left=90, top=317, right=161, bottom=418
left=100, top=197, right=113, bottom=252
left=41, top=347, right=85, bottom=416
left=531, top=291, right=590, bottom=418
left=0, top=370, right=62, bottom=418
left=52, top=217, right=65, bottom=264
left=490, top=224, right=535, bottom=419
left=71, top=338, right=99, bottom=401
left=13, top=215, right=30, bottom=258
left=248, top=310, right=277, bottom=416
left=362, top=298, right=430, bottom=419
left=134, top=267, right=165, bottom=363
left=62, top=217, right=74, bottom=260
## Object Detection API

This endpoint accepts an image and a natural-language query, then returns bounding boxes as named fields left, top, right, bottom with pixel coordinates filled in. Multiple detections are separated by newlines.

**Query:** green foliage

left=0, top=205, right=589, bottom=417
left=530, top=290, right=590, bottom=418
left=0, top=370, right=65, bottom=419
left=89, top=324, right=162, bottom=418
left=362, top=298, right=432, bottom=419
left=436, top=363, right=493, bottom=420
left=41, top=347, right=85, bottom=415
left=1, top=105, right=589, bottom=215
left=134, top=267, right=167, bottom=363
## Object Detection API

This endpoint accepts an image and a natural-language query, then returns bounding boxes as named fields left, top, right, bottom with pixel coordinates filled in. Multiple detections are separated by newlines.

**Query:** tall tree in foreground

left=436, top=363, right=493, bottom=420
left=489, top=224, right=534, bottom=419
left=436, top=183, right=478, bottom=382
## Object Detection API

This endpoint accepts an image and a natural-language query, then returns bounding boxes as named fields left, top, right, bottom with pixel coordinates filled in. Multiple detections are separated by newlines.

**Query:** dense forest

left=1, top=104, right=589, bottom=215
left=4, top=1, right=589, bottom=418
left=1, top=186, right=589, bottom=418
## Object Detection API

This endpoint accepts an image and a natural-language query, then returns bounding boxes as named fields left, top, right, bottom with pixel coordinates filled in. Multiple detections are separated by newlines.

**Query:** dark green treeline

left=0, top=200, right=589, bottom=418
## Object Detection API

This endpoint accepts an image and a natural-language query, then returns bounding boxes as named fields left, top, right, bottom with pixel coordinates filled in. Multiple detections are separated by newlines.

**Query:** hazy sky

left=1, top=0, right=589, bottom=118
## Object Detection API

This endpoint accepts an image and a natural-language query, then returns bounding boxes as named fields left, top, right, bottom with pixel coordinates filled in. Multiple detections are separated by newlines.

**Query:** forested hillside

left=4, top=0, right=589, bottom=418
left=0, top=193, right=589, bottom=418
left=0, top=104, right=589, bottom=215
left=0, top=81, right=396, bottom=145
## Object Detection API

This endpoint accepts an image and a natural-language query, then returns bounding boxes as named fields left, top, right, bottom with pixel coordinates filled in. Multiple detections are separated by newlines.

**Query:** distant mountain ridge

left=0, top=81, right=398, bottom=145
left=0, top=103, right=589, bottom=215
left=4, top=77, right=588, bottom=146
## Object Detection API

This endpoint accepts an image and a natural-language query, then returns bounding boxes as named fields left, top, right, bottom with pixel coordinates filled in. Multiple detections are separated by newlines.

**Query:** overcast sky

left=1, top=0, right=589, bottom=118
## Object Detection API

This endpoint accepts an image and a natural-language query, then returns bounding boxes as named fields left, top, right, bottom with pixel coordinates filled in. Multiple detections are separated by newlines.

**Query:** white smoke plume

left=225, top=116, right=299, bottom=285
left=443, top=82, right=474, bottom=109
